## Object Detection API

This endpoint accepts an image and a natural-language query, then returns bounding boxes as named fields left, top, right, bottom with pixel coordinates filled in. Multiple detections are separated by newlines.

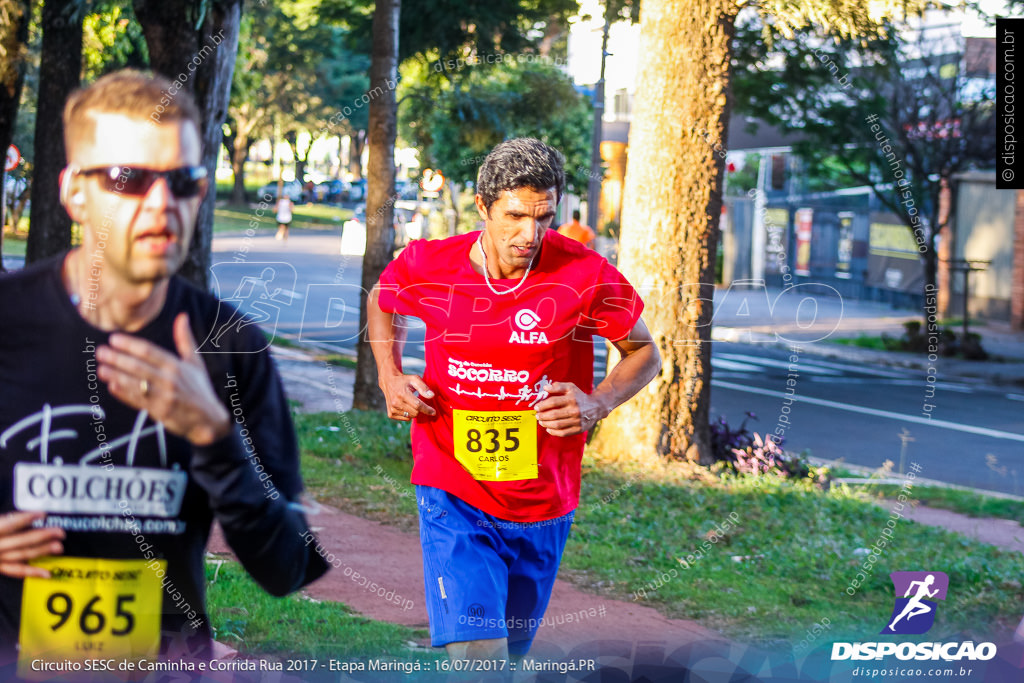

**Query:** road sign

left=421, top=169, right=445, bottom=193
left=5, top=145, right=20, bottom=172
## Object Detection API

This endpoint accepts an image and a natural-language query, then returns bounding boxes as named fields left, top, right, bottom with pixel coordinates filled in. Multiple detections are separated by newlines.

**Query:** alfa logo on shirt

left=510, top=308, right=548, bottom=344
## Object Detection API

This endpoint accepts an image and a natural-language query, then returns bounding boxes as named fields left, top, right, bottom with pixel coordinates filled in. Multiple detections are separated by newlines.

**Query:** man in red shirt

left=367, top=138, right=660, bottom=664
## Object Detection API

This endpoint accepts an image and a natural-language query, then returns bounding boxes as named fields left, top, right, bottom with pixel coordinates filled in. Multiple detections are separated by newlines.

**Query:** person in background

left=275, top=194, right=294, bottom=240
left=556, top=208, right=595, bottom=248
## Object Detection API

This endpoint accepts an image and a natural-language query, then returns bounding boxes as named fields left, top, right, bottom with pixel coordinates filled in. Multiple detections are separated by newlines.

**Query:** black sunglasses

left=79, top=165, right=208, bottom=198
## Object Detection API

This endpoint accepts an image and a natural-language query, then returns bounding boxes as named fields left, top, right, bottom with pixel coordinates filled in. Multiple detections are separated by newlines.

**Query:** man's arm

left=368, top=284, right=436, bottom=421
left=97, top=312, right=327, bottom=595
left=189, top=427, right=328, bottom=596
left=533, top=318, right=661, bottom=436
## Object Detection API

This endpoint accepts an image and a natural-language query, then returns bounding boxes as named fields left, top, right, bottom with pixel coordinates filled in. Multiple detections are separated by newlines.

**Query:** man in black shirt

left=0, top=70, right=328, bottom=674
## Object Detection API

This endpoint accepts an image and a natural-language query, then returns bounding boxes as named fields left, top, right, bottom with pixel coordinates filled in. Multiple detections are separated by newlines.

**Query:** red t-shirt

left=377, top=230, right=643, bottom=522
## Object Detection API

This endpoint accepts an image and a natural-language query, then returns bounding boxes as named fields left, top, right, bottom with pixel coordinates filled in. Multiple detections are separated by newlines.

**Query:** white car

left=258, top=179, right=304, bottom=202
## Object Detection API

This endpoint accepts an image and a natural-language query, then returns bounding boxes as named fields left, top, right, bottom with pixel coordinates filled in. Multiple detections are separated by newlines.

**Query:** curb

left=808, top=456, right=1024, bottom=502
left=712, top=327, right=1024, bottom=388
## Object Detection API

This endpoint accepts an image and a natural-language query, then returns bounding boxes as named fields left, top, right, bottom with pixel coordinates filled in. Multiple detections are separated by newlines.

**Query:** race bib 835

left=452, top=410, right=538, bottom=481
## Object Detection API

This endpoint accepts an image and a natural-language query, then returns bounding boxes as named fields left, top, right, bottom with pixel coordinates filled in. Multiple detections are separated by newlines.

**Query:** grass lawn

left=213, top=204, right=351, bottom=234
left=204, top=560, right=433, bottom=658
left=860, top=483, right=1024, bottom=521
left=266, top=336, right=358, bottom=368
left=315, top=352, right=358, bottom=369
left=2, top=231, right=27, bottom=258
left=827, top=465, right=1024, bottom=523
left=293, top=410, right=1024, bottom=648
left=830, top=334, right=905, bottom=352
left=561, top=466, right=1022, bottom=645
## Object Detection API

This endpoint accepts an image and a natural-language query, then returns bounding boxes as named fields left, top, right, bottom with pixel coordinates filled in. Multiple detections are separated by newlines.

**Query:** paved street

left=209, top=229, right=1024, bottom=496
left=708, top=342, right=1024, bottom=496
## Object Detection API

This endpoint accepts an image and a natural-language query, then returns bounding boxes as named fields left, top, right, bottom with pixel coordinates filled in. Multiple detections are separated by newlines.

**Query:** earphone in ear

left=59, top=167, right=72, bottom=206
left=59, top=165, right=80, bottom=207
left=71, top=193, right=85, bottom=206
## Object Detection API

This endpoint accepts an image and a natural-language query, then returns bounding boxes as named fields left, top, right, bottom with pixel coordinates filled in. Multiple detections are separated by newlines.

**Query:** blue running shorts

left=416, top=485, right=575, bottom=656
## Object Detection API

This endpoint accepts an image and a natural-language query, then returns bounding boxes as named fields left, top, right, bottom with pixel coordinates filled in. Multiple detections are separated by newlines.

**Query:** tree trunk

left=26, top=2, right=82, bottom=265
left=8, top=179, right=30, bottom=230
left=446, top=179, right=460, bottom=236
left=230, top=141, right=248, bottom=205
left=591, top=0, right=736, bottom=467
left=134, top=0, right=241, bottom=290
left=284, top=130, right=300, bottom=182
left=922, top=200, right=941, bottom=326
left=349, top=129, right=367, bottom=180
left=352, top=0, right=400, bottom=411
left=0, top=0, right=30, bottom=272
left=922, top=245, right=937, bottom=323
left=226, top=129, right=252, bottom=206
left=293, top=133, right=311, bottom=185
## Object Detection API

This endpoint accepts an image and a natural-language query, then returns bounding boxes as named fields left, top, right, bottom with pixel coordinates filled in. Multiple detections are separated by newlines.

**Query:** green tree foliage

left=320, top=0, right=577, bottom=64
left=399, top=59, right=591, bottom=190
left=730, top=11, right=995, bottom=319
left=225, top=0, right=372, bottom=198
left=82, top=1, right=148, bottom=81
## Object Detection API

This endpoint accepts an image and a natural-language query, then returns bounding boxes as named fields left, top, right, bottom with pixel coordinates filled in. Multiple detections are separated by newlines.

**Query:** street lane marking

left=805, top=377, right=974, bottom=393
left=711, top=358, right=763, bottom=372
left=712, top=380, right=1024, bottom=442
left=716, top=352, right=841, bottom=375
left=774, top=356, right=909, bottom=378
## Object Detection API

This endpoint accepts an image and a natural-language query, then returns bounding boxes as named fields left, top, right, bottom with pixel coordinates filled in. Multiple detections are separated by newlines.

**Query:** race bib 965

left=18, top=557, right=164, bottom=678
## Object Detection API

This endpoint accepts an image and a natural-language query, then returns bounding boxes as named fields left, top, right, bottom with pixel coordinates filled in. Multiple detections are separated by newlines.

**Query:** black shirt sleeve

left=180, top=282, right=329, bottom=594
left=190, top=426, right=328, bottom=595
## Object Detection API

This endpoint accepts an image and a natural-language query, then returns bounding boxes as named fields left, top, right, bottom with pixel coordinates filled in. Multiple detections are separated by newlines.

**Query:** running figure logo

left=881, top=571, right=949, bottom=635
left=200, top=262, right=297, bottom=353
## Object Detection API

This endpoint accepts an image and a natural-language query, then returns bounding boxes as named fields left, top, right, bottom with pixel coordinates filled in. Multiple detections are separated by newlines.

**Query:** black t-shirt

left=0, top=254, right=328, bottom=667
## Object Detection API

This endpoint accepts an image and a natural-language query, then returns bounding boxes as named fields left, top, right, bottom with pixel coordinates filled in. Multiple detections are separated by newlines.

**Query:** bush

left=853, top=323, right=989, bottom=359
left=708, top=412, right=820, bottom=481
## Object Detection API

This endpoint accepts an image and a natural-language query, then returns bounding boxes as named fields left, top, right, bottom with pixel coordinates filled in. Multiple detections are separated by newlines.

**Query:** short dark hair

left=476, top=138, right=565, bottom=213
left=572, top=209, right=581, bottom=220
left=64, top=70, right=201, bottom=158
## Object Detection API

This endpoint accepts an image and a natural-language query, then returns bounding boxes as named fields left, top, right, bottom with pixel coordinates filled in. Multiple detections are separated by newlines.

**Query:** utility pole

left=586, top=6, right=611, bottom=235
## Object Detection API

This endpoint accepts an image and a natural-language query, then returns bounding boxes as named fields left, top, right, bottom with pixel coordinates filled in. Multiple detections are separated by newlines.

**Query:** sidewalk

left=208, top=505, right=722, bottom=654
left=710, top=284, right=1024, bottom=387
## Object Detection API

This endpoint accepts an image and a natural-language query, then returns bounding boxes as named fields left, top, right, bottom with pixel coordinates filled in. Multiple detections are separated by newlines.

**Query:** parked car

left=316, top=179, right=348, bottom=203
left=397, top=181, right=419, bottom=201
left=345, top=179, right=367, bottom=202
left=258, top=179, right=304, bottom=202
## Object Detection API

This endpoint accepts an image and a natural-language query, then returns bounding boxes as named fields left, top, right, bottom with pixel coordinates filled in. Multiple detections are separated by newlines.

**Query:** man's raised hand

left=97, top=312, right=231, bottom=446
